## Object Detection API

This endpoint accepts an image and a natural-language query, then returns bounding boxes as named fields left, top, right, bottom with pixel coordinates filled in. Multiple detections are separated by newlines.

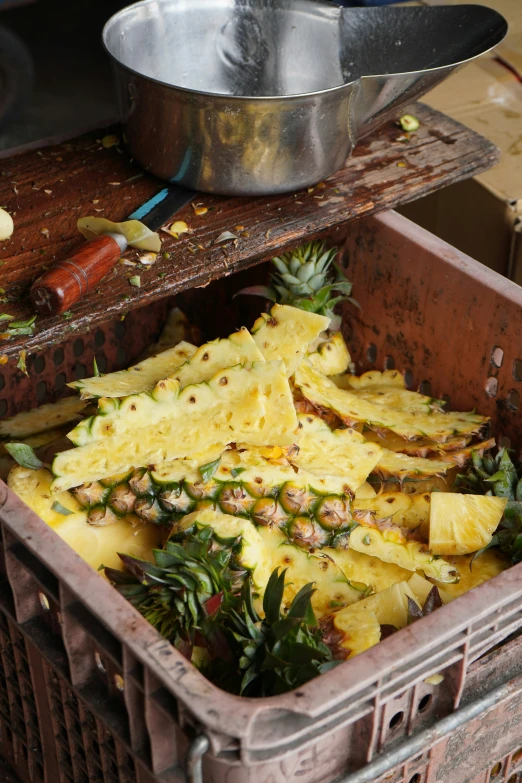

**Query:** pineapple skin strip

left=52, top=362, right=298, bottom=491
left=252, top=304, right=329, bottom=377
left=351, top=387, right=444, bottom=414
left=69, top=341, right=197, bottom=399
left=307, top=331, right=351, bottom=376
left=290, top=413, right=383, bottom=493
left=349, top=525, right=459, bottom=583
left=294, top=362, right=489, bottom=442
left=375, top=450, right=449, bottom=479
left=333, top=369, right=405, bottom=390
left=0, top=396, right=87, bottom=438
left=169, top=328, right=264, bottom=389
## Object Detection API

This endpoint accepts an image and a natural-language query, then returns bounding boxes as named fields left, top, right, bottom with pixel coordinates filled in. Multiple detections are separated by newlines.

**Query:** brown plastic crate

left=1, top=211, right=522, bottom=783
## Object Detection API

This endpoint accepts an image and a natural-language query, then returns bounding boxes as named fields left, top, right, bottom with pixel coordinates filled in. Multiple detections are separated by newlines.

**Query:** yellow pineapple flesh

left=333, top=369, right=405, bottom=390
left=53, top=362, right=297, bottom=491
left=326, top=547, right=411, bottom=592
left=429, top=493, right=507, bottom=555
left=7, top=466, right=161, bottom=573
left=306, top=331, right=351, bottom=376
left=258, top=527, right=365, bottom=617
left=69, top=342, right=197, bottom=399
left=349, top=525, right=459, bottom=583
left=333, top=581, right=416, bottom=630
left=251, top=303, right=329, bottom=377
left=334, top=608, right=381, bottom=658
left=0, top=396, right=87, bottom=438
left=442, top=550, right=510, bottom=599
left=374, top=450, right=450, bottom=480
left=290, top=413, right=382, bottom=493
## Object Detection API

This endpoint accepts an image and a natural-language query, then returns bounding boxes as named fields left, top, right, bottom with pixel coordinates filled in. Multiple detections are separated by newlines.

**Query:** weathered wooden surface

left=0, top=102, right=498, bottom=362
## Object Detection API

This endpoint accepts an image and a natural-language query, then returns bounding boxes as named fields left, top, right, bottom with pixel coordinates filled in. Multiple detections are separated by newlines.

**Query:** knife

left=30, top=184, right=197, bottom=316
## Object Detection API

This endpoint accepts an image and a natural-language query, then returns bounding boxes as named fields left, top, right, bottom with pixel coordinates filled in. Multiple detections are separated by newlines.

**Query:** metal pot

left=103, top=0, right=507, bottom=196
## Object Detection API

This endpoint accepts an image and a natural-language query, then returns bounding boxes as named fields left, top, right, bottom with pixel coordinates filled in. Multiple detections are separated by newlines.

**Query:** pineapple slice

left=53, top=362, right=297, bottom=491
left=69, top=342, right=197, bottom=399
left=352, top=387, right=444, bottom=414
left=442, top=550, right=509, bottom=600
left=349, top=525, right=459, bottom=583
left=334, top=608, right=381, bottom=658
left=251, top=304, right=329, bottom=377
left=333, top=369, right=405, bottom=390
left=326, top=547, right=411, bottom=592
left=0, top=397, right=87, bottom=438
left=178, top=508, right=271, bottom=590
left=294, top=362, right=488, bottom=443
left=258, top=527, right=364, bottom=617
left=290, top=414, right=382, bottom=493
left=307, top=332, right=351, bottom=376
left=374, top=450, right=449, bottom=479
left=7, top=466, right=160, bottom=572
left=407, top=573, right=452, bottom=605
left=429, top=493, right=507, bottom=556
left=334, top=581, right=416, bottom=629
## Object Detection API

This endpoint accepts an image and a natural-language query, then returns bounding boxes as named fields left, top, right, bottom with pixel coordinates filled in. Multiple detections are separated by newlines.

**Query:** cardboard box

left=398, top=0, right=522, bottom=281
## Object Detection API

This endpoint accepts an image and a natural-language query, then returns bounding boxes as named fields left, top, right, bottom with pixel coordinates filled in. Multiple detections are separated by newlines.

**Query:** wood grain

left=0, top=102, right=499, bottom=362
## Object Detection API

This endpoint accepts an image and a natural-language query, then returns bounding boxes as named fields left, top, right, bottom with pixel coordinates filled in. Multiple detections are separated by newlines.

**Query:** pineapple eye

left=189, top=396, right=196, bottom=403
left=219, top=376, right=228, bottom=386
left=267, top=318, right=278, bottom=327
left=130, top=404, right=136, bottom=411
left=202, top=352, right=209, bottom=361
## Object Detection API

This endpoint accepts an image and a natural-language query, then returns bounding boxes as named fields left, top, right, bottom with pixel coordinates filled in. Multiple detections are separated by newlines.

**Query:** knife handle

left=30, top=233, right=127, bottom=316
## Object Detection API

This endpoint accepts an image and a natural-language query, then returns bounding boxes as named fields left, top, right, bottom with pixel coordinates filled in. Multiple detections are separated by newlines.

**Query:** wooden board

left=0, top=102, right=499, bottom=362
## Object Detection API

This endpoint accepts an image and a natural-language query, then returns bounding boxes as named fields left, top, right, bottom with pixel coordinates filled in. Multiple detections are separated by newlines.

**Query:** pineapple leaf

left=263, top=568, right=286, bottom=624
left=287, top=582, right=316, bottom=620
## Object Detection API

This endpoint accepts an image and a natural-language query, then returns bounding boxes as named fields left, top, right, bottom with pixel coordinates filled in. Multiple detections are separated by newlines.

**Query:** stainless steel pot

left=103, top=0, right=507, bottom=196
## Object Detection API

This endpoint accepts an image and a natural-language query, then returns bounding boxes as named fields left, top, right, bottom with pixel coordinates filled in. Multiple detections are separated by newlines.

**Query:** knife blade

left=30, top=183, right=196, bottom=316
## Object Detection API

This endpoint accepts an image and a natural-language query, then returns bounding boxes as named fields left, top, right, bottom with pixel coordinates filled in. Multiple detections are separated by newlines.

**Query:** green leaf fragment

left=51, top=501, right=74, bottom=516
left=199, top=457, right=221, bottom=483
left=5, top=443, right=43, bottom=470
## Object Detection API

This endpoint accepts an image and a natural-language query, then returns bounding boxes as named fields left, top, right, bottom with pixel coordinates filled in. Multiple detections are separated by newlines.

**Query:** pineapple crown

left=105, top=526, right=247, bottom=651
left=109, top=537, right=340, bottom=696
left=236, top=241, right=357, bottom=331
left=456, top=448, right=522, bottom=564
left=218, top=568, right=340, bottom=697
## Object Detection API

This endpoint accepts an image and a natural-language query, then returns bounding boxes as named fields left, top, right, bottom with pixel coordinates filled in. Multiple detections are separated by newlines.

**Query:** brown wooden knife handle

left=30, top=233, right=127, bottom=316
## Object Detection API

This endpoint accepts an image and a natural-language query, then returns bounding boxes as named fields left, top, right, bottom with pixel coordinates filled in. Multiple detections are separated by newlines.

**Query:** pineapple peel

left=77, top=217, right=161, bottom=252
left=53, top=362, right=298, bottom=490
left=295, top=361, right=489, bottom=443
left=349, top=525, right=459, bottom=584
left=252, top=304, right=330, bottom=378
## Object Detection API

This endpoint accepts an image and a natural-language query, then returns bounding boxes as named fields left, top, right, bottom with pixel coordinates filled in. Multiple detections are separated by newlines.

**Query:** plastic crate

left=1, top=211, right=522, bottom=783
